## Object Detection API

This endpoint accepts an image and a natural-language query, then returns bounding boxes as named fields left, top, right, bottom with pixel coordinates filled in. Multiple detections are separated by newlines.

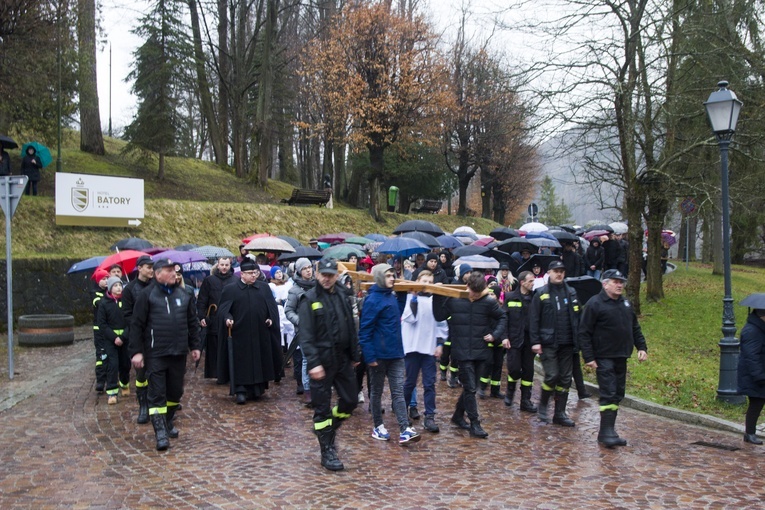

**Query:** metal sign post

left=680, top=197, right=697, bottom=271
left=528, top=202, right=538, bottom=222
left=1, top=175, right=28, bottom=380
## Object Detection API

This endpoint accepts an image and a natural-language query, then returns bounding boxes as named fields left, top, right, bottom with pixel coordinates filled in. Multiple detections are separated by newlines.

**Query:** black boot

left=469, top=419, right=489, bottom=438
left=490, top=383, right=505, bottom=399
left=744, top=433, right=763, bottom=445
left=408, top=406, right=421, bottom=420
left=447, top=371, right=461, bottom=388
left=552, top=391, right=576, bottom=427
left=598, top=410, right=627, bottom=447
left=504, top=382, right=517, bottom=407
left=317, top=430, right=344, bottom=471
left=537, top=388, right=553, bottom=423
left=450, top=410, right=470, bottom=430
left=440, top=369, right=447, bottom=381
left=520, top=385, right=538, bottom=413
left=136, top=387, right=149, bottom=425
left=166, top=406, right=179, bottom=439
left=151, top=414, right=170, bottom=451
left=477, top=382, right=487, bottom=399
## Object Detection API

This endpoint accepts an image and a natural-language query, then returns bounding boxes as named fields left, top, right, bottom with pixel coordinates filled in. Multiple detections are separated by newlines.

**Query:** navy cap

left=318, top=258, right=338, bottom=274
left=601, top=269, right=627, bottom=281
left=153, top=258, right=175, bottom=271
left=135, top=255, right=153, bottom=268
left=548, top=260, right=565, bottom=271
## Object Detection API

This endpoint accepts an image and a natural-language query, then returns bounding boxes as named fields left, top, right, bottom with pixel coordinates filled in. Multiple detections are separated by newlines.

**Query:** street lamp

left=704, top=80, right=745, bottom=404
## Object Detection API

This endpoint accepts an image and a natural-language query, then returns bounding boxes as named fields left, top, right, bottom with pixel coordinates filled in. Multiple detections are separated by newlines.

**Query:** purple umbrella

left=152, top=249, right=207, bottom=265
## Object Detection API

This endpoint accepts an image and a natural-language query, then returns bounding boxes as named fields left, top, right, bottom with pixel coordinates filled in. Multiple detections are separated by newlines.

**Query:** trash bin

left=388, top=186, right=399, bottom=212
left=18, top=314, right=75, bottom=346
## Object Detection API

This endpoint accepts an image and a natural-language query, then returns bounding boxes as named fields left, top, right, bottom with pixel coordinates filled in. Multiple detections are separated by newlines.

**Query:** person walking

left=439, top=263, right=472, bottom=387
left=432, top=271, right=506, bottom=438
left=97, top=277, right=131, bottom=404
left=738, top=293, right=765, bottom=445
left=121, top=255, right=154, bottom=424
left=285, top=258, right=316, bottom=405
left=197, top=256, right=237, bottom=381
left=578, top=269, right=647, bottom=447
left=360, top=263, right=421, bottom=445
left=585, top=238, right=605, bottom=280
left=128, top=258, right=201, bottom=451
left=401, top=270, right=448, bottom=433
left=529, top=260, right=581, bottom=427
left=297, top=258, right=359, bottom=471
left=91, top=268, right=110, bottom=393
left=501, top=271, right=538, bottom=412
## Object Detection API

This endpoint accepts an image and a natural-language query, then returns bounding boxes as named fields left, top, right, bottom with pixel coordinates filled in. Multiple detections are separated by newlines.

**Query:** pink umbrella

left=318, top=232, right=356, bottom=244
left=583, top=230, right=610, bottom=241
left=472, top=236, right=496, bottom=247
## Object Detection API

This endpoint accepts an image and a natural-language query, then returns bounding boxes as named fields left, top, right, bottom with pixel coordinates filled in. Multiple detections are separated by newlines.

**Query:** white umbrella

left=243, top=236, right=296, bottom=253
left=609, top=222, right=629, bottom=234
left=520, top=222, right=548, bottom=233
left=452, top=254, right=500, bottom=270
left=453, top=226, right=477, bottom=235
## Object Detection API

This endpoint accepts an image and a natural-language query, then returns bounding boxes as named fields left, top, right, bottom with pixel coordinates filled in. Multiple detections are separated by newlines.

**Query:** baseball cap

left=153, top=258, right=175, bottom=271
left=548, top=260, right=565, bottom=271
left=317, top=258, right=338, bottom=274
left=135, top=255, right=153, bottom=268
left=602, top=269, right=627, bottom=281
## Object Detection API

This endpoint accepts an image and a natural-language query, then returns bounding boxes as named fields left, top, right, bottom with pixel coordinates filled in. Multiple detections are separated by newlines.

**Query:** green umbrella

left=21, top=141, right=53, bottom=168
left=322, top=244, right=366, bottom=260
left=345, top=236, right=374, bottom=245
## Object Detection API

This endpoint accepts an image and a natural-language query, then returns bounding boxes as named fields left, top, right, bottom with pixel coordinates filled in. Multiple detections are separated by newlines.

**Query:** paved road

left=0, top=332, right=763, bottom=509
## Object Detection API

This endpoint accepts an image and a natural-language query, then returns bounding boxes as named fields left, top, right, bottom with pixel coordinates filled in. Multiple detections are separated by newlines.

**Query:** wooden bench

left=281, top=188, right=332, bottom=207
left=412, top=199, right=442, bottom=214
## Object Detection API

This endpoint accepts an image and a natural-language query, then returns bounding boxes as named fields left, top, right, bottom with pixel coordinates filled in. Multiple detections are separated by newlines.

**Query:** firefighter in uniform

left=129, top=258, right=200, bottom=451
left=91, top=268, right=110, bottom=393
left=502, top=271, right=538, bottom=412
left=529, top=260, right=581, bottom=426
left=578, top=269, right=647, bottom=447
left=297, top=258, right=359, bottom=471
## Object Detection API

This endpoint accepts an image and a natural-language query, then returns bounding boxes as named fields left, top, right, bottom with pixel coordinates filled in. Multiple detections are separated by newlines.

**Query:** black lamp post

left=704, top=80, right=745, bottom=404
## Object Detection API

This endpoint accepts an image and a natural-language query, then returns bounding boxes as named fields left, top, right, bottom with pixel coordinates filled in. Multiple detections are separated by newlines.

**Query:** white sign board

left=55, top=172, right=144, bottom=227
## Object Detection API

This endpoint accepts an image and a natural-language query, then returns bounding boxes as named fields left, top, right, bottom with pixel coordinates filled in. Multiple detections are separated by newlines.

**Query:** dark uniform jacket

left=529, top=282, right=581, bottom=348
left=298, top=282, right=359, bottom=372
left=122, top=278, right=153, bottom=321
left=97, top=295, right=127, bottom=344
left=91, top=287, right=105, bottom=341
left=505, top=287, right=532, bottom=349
left=578, top=289, right=647, bottom=362
left=432, top=291, right=506, bottom=362
left=738, top=312, right=765, bottom=398
left=128, top=283, right=200, bottom=359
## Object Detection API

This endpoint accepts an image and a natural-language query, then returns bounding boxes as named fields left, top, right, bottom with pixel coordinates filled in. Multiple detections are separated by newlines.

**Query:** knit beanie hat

left=295, top=258, right=311, bottom=274
left=458, top=263, right=472, bottom=279
left=270, top=266, right=282, bottom=279
left=426, top=253, right=439, bottom=262
left=372, top=263, right=394, bottom=287
left=93, top=268, right=109, bottom=283
left=106, top=276, right=122, bottom=294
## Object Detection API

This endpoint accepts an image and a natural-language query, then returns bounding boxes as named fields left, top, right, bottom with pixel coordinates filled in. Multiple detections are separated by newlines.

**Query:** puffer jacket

left=738, top=312, right=765, bottom=398
left=529, top=282, right=581, bottom=348
left=97, top=294, right=127, bottom=344
left=358, top=284, right=405, bottom=363
left=432, top=290, right=506, bottom=362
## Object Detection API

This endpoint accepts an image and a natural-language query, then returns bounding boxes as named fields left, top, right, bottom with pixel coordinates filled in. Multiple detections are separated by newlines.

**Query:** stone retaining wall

left=0, top=258, right=92, bottom=331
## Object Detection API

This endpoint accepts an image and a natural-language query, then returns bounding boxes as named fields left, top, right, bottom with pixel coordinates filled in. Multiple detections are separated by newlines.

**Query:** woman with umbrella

left=20, top=145, right=43, bottom=196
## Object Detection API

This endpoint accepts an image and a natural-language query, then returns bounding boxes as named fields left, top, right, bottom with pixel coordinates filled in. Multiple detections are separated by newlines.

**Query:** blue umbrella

left=152, top=249, right=207, bottom=264
left=436, top=234, right=465, bottom=249
left=67, top=255, right=107, bottom=274
left=377, top=237, right=430, bottom=258
left=21, top=141, right=53, bottom=168
left=365, top=233, right=388, bottom=242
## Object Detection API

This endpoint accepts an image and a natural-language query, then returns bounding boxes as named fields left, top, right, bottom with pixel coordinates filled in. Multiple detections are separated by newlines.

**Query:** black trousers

left=506, top=341, right=535, bottom=384
left=595, top=357, right=627, bottom=408
left=746, top=397, right=765, bottom=435
left=204, top=332, right=219, bottom=379
left=146, top=354, right=187, bottom=414
left=310, top=356, right=358, bottom=432
left=104, top=340, right=131, bottom=393
left=540, top=344, right=574, bottom=391
left=480, top=343, right=505, bottom=387
left=94, top=333, right=107, bottom=387
left=439, top=340, right=459, bottom=373
left=455, top=360, right=485, bottom=422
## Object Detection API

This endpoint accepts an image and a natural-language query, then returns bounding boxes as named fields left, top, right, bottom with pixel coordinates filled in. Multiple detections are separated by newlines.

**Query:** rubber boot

left=520, top=385, right=538, bottom=413
left=490, top=383, right=505, bottom=399
left=304, top=390, right=313, bottom=408
left=504, top=382, right=517, bottom=407
left=597, top=410, right=627, bottom=447
left=447, top=371, right=460, bottom=388
left=477, top=382, right=488, bottom=399
left=469, top=419, right=488, bottom=438
left=440, top=369, right=447, bottom=381
left=166, top=406, right=179, bottom=439
left=151, top=414, right=170, bottom=451
left=537, top=388, right=553, bottom=423
left=552, top=391, right=576, bottom=427
left=317, top=430, right=344, bottom=471
left=136, top=387, right=149, bottom=425
left=450, top=410, right=470, bottom=430
left=572, top=356, right=592, bottom=398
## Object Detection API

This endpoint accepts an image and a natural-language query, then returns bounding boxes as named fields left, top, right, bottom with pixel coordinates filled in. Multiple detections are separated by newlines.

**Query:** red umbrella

left=97, top=250, right=150, bottom=275
left=318, top=232, right=356, bottom=244
left=242, top=233, right=270, bottom=244
left=472, top=236, right=496, bottom=247
left=583, top=230, right=610, bottom=241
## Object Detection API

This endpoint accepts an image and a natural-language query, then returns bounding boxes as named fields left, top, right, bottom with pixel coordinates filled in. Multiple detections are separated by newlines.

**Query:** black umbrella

left=452, top=244, right=490, bottom=258
left=111, top=237, right=154, bottom=251
left=392, top=219, right=445, bottom=237
left=278, top=246, right=323, bottom=262
left=0, top=134, right=18, bottom=149
left=489, top=227, right=520, bottom=241
left=495, top=237, right=537, bottom=254
left=485, top=249, right=518, bottom=269
left=548, top=230, right=579, bottom=243
left=556, top=225, right=578, bottom=234
left=586, top=224, right=614, bottom=233
left=174, top=243, right=200, bottom=251
left=565, top=276, right=602, bottom=305
left=277, top=235, right=303, bottom=248
left=517, top=254, right=561, bottom=275
left=401, top=231, right=440, bottom=248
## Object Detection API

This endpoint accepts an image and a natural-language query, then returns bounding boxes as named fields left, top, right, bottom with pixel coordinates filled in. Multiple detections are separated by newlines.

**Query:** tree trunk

left=158, top=152, right=165, bottom=180
left=189, top=0, right=223, bottom=164
left=255, top=0, right=277, bottom=188
left=218, top=0, right=229, bottom=165
left=77, top=0, right=104, bottom=155
left=333, top=143, right=346, bottom=200
left=368, top=144, right=384, bottom=221
left=624, top=188, right=643, bottom=314
left=480, top=169, right=492, bottom=219
left=457, top=174, right=469, bottom=216
left=492, top=182, right=505, bottom=224
left=347, top=157, right=363, bottom=207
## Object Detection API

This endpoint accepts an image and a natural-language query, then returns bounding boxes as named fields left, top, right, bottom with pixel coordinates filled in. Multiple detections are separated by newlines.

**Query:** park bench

left=281, top=188, right=332, bottom=207
left=412, top=199, right=442, bottom=214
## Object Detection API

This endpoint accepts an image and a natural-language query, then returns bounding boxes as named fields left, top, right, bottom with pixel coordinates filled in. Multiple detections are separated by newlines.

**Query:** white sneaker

left=371, top=424, right=390, bottom=441
left=358, top=391, right=365, bottom=403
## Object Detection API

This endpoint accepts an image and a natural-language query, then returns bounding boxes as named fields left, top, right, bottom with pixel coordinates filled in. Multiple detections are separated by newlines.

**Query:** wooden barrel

left=18, top=314, right=75, bottom=347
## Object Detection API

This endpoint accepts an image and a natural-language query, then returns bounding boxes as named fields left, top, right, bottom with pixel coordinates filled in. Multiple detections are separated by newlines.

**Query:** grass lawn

left=613, top=262, right=765, bottom=423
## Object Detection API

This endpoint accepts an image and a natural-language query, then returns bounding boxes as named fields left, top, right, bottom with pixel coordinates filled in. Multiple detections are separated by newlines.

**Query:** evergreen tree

left=538, top=175, right=572, bottom=225
left=123, top=0, right=192, bottom=179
